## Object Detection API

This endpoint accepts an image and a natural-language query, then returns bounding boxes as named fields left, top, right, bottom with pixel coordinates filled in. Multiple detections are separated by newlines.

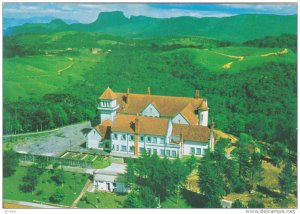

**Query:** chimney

left=134, top=114, right=139, bottom=156
left=194, top=89, right=200, bottom=99
left=125, top=88, right=130, bottom=103
left=179, top=128, right=183, bottom=143
left=147, top=87, right=151, bottom=95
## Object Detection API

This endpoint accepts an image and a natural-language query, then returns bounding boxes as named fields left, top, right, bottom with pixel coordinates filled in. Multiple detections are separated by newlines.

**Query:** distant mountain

left=3, top=16, right=78, bottom=30
left=5, top=11, right=297, bottom=42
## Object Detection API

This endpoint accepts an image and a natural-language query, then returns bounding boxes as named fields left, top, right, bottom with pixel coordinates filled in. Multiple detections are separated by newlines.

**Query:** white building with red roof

left=87, top=87, right=214, bottom=158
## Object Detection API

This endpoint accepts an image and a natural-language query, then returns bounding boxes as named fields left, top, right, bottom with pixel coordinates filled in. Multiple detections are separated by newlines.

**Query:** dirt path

left=57, top=57, right=74, bottom=75
left=21, top=57, right=74, bottom=78
left=210, top=51, right=244, bottom=69
left=70, top=179, right=92, bottom=208
left=260, top=48, right=288, bottom=57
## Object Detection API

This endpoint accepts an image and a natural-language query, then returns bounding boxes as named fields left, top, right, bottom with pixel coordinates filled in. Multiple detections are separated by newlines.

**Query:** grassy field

left=3, top=166, right=89, bottom=206
left=3, top=49, right=105, bottom=102
left=76, top=191, right=127, bottom=208
left=163, top=46, right=296, bottom=73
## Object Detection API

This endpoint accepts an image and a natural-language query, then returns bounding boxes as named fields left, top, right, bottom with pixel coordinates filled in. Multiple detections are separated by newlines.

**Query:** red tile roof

left=172, top=124, right=210, bottom=143
left=115, top=92, right=208, bottom=117
left=95, top=119, right=112, bottom=139
left=112, top=114, right=170, bottom=136
left=99, top=87, right=118, bottom=100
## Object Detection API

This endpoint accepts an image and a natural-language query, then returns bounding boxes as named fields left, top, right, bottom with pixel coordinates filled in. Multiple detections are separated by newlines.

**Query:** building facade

left=87, top=87, right=214, bottom=157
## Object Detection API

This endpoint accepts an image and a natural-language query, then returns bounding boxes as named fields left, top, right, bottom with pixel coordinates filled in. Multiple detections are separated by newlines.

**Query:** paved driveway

left=14, top=121, right=92, bottom=157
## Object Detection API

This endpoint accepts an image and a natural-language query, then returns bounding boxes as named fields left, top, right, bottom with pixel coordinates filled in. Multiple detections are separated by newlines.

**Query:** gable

left=172, top=113, right=189, bottom=125
left=141, top=103, right=160, bottom=117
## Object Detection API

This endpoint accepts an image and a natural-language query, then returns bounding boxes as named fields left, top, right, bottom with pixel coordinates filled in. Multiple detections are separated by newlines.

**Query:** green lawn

left=3, top=50, right=104, bottom=102
left=3, top=166, right=89, bottom=206
left=76, top=192, right=127, bottom=208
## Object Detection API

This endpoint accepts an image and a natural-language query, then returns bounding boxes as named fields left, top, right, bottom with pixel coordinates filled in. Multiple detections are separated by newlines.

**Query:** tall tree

left=268, top=141, right=288, bottom=167
left=3, top=150, right=19, bottom=177
left=124, top=158, right=136, bottom=190
left=247, top=152, right=263, bottom=191
left=198, top=152, right=225, bottom=208
left=279, top=160, right=296, bottom=197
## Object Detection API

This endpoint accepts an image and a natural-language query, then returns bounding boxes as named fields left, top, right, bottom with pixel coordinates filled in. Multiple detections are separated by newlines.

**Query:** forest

left=3, top=33, right=297, bottom=153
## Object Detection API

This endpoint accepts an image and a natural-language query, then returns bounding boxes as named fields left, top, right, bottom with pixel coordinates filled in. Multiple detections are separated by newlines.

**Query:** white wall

left=141, top=103, right=160, bottom=117
left=166, top=120, right=173, bottom=143
left=93, top=180, right=128, bottom=193
left=87, top=129, right=102, bottom=149
left=100, top=110, right=116, bottom=123
left=199, top=110, right=208, bottom=126
left=183, top=141, right=208, bottom=156
left=172, top=113, right=189, bottom=125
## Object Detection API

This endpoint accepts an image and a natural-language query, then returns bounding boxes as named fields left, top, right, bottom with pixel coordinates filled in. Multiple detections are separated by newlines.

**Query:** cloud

left=3, top=3, right=296, bottom=23
left=220, top=3, right=297, bottom=15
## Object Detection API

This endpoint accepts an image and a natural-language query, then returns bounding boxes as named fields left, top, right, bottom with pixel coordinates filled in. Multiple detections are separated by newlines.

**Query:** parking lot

left=13, top=121, right=92, bottom=157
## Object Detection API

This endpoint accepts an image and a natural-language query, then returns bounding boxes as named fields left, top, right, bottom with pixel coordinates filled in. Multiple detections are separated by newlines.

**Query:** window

left=150, top=108, right=152, bottom=113
left=140, top=136, right=144, bottom=142
left=147, top=136, right=151, bottom=143
left=93, top=130, right=96, bottom=134
left=153, top=149, right=157, bottom=154
left=113, top=134, right=118, bottom=140
left=139, top=148, right=145, bottom=153
left=130, top=146, right=134, bottom=153
left=121, top=146, right=127, bottom=152
left=196, top=148, right=201, bottom=155
left=172, top=150, right=177, bottom=157
left=166, top=150, right=170, bottom=157
left=190, top=147, right=195, bottom=155
left=147, top=148, right=151, bottom=155
left=178, top=119, right=181, bottom=124
left=121, top=134, right=126, bottom=140
left=153, top=137, right=157, bottom=144
left=129, top=135, right=134, bottom=141
left=116, top=145, right=119, bottom=151
left=160, top=150, right=165, bottom=156
left=160, top=138, right=164, bottom=144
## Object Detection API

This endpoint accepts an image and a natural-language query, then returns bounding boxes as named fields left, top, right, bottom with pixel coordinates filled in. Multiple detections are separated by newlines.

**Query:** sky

left=3, top=3, right=297, bottom=23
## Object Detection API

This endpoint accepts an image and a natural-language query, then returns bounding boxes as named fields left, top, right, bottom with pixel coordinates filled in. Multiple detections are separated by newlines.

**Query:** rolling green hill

left=3, top=30, right=297, bottom=152
left=6, top=12, right=297, bottom=42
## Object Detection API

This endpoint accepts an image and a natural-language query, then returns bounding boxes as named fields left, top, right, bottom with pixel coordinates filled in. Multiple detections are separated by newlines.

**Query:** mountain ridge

left=5, top=11, right=297, bottom=42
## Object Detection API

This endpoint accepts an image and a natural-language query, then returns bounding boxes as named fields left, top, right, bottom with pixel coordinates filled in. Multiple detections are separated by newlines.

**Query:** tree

left=231, top=199, right=246, bottom=208
left=3, top=150, right=19, bottom=177
left=247, top=152, right=263, bottom=191
left=268, top=142, right=288, bottom=167
left=185, top=154, right=198, bottom=173
left=20, top=165, right=39, bottom=194
left=198, top=152, right=225, bottom=208
left=279, top=160, right=296, bottom=197
left=124, top=158, right=136, bottom=190
left=52, top=168, right=65, bottom=187
left=123, top=191, right=144, bottom=208
left=49, top=188, right=65, bottom=203
left=139, top=187, right=158, bottom=208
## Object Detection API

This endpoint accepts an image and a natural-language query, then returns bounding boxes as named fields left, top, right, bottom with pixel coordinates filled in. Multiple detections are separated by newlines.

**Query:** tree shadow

left=257, top=185, right=282, bottom=198
left=181, top=189, right=206, bottom=208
